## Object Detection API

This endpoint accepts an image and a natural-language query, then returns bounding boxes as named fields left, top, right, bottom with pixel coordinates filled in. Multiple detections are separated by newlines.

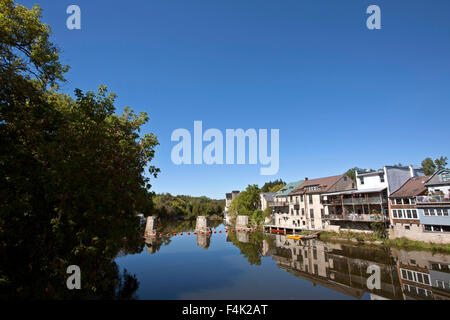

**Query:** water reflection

left=143, top=223, right=450, bottom=300
left=0, top=214, right=145, bottom=299
left=2, top=218, right=449, bottom=300
left=261, top=234, right=450, bottom=300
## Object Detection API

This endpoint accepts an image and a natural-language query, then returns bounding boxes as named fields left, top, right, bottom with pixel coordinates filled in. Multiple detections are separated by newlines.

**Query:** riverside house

left=322, top=166, right=424, bottom=233
left=388, top=169, right=450, bottom=243
left=388, top=176, right=428, bottom=240
left=288, top=175, right=354, bottom=230
left=415, top=169, right=450, bottom=240
left=259, top=192, right=275, bottom=211
left=269, top=181, right=304, bottom=228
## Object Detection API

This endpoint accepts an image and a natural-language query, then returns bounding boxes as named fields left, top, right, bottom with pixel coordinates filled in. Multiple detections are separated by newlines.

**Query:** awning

left=322, top=187, right=387, bottom=196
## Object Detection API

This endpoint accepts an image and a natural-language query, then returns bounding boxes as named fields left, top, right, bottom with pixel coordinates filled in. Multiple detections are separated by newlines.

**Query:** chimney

left=409, top=165, right=414, bottom=177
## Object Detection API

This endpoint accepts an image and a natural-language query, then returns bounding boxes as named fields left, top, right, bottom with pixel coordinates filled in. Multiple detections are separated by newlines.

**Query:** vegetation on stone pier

left=228, top=180, right=284, bottom=226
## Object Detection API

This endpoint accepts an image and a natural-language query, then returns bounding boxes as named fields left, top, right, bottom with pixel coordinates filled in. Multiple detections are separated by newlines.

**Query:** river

left=115, top=222, right=450, bottom=300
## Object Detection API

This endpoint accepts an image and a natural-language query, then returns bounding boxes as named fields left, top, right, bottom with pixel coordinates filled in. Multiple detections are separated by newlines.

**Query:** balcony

left=416, top=195, right=450, bottom=204
left=323, top=196, right=387, bottom=205
left=268, top=201, right=289, bottom=207
left=325, top=214, right=388, bottom=222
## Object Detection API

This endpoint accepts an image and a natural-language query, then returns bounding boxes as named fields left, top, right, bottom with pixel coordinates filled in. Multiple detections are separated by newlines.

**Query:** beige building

left=269, top=181, right=303, bottom=227
left=259, top=192, right=275, bottom=211
left=288, top=175, right=354, bottom=230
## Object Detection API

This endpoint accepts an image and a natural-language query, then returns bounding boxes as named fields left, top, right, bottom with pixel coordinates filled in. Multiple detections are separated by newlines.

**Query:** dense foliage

left=421, top=157, right=448, bottom=176
left=228, top=184, right=272, bottom=225
left=153, top=193, right=225, bottom=220
left=227, top=230, right=266, bottom=265
left=260, top=179, right=285, bottom=192
left=0, top=0, right=159, bottom=297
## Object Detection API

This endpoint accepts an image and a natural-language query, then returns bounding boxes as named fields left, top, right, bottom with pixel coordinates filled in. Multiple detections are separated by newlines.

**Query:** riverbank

left=318, top=231, right=450, bottom=253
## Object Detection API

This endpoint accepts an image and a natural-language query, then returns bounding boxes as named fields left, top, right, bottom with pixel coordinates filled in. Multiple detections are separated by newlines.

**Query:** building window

left=424, top=209, right=430, bottom=216
left=412, top=210, right=418, bottom=219
left=405, top=225, right=410, bottom=230
left=360, top=177, right=364, bottom=185
left=407, top=210, right=412, bottom=219
left=392, top=210, right=398, bottom=218
left=395, top=199, right=402, bottom=205
left=302, top=208, right=305, bottom=216
left=309, top=195, right=313, bottom=204
left=310, top=209, right=314, bottom=218
left=380, top=175, right=385, bottom=183
left=300, top=195, right=303, bottom=202
left=437, top=209, right=444, bottom=216
left=444, top=209, right=449, bottom=217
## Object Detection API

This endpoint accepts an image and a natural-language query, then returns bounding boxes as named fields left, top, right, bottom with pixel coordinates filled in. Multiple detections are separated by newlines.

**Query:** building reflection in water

left=392, top=249, right=450, bottom=300
left=262, top=234, right=450, bottom=300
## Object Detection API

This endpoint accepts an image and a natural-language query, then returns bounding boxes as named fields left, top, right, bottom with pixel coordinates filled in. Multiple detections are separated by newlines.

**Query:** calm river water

left=115, top=222, right=450, bottom=300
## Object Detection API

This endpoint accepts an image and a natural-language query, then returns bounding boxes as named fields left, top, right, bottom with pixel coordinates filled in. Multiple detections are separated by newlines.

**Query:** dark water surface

left=115, top=223, right=450, bottom=300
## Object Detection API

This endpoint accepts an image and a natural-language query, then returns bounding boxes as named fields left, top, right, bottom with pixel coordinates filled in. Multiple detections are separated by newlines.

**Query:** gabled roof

left=389, top=176, right=429, bottom=198
left=260, top=192, right=275, bottom=202
left=274, top=180, right=304, bottom=197
left=425, top=168, right=450, bottom=186
left=290, top=175, right=346, bottom=195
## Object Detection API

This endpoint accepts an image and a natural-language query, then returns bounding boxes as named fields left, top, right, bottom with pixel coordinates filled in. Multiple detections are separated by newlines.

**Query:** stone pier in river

left=236, top=215, right=248, bottom=228
left=196, top=216, right=210, bottom=232
left=145, top=216, right=158, bottom=236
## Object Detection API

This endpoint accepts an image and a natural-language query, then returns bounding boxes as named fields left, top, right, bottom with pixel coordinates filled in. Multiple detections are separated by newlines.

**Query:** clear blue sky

left=22, top=0, right=450, bottom=199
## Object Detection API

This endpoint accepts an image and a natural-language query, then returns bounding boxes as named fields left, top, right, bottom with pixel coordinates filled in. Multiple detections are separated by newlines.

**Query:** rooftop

left=275, top=180, right=304, bottom=197
left=389, top=176, right=429, bottom=198
left=290, top=175, right=346, bottom=195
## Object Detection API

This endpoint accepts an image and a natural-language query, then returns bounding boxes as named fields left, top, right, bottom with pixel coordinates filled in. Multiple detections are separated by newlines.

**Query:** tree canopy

left=0, top=0, right=159, bottom=297
left=261, top=179, right=286, bottom=192
left=421, top=156, right=448, bottom=175
left=152, top=193, right=225, bottom=220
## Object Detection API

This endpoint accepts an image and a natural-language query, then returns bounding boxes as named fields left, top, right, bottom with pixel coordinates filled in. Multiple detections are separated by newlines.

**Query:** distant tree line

left=152, top=193, right=225, bottom=220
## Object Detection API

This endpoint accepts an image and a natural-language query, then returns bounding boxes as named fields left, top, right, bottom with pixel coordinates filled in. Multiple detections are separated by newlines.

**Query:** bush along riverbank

left=318, top=231, right=450, bottom=254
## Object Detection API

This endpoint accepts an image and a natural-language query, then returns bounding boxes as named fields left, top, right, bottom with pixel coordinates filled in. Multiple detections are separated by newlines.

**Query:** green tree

left=268, top=183, right=285, bottom=193
left=421, top=158, right=436, bottom=175
left=0, top=0, right=160, bottom=296
left=229, top=184, right=260, bottom=217
left=261, top=179, right=285, bottom=192
left=435, top=156, right=448, bottom=171
left=421, top=157, right=447, bottom=175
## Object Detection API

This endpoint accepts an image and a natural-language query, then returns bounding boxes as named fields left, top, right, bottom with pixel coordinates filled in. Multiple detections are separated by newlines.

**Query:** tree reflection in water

left=0, top=214, right=144, bottom=299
